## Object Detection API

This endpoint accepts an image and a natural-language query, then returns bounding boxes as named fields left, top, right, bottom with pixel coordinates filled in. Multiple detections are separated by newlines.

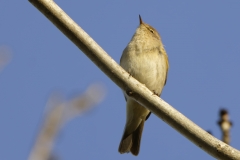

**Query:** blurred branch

left=0, top=46, right=11, bottom=72
left=218, top=109, right=233, bottom=145
left=28, top=84, right=105, bottom=160
left=28, top=0, right=240, bottom=159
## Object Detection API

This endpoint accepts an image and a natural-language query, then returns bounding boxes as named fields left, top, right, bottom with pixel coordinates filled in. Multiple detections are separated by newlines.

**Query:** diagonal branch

left=28, top=0, right=240, bottom=159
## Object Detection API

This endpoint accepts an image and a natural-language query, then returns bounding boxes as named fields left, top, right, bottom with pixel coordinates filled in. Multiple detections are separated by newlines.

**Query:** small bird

left=119, top=15, right=169, bottom=156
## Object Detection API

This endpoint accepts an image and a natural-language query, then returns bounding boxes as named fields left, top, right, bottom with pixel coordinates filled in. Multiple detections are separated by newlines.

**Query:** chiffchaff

left=119, top=15, right=169, bottom=156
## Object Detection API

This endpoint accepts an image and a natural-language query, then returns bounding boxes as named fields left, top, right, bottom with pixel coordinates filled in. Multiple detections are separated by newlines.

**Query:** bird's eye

left=150, top=29, right=154, bottom=33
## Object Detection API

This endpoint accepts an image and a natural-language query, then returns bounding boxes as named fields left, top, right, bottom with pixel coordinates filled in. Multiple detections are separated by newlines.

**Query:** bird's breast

left=120, top=44, right=167, bottom=95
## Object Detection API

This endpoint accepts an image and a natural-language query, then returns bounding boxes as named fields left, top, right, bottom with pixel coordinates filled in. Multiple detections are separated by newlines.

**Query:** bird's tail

left=118, top=120, right=145, bottom=156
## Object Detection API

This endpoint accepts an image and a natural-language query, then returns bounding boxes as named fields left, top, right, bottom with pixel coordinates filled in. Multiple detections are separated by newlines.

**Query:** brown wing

left=163, top=48, right=169, bottom=86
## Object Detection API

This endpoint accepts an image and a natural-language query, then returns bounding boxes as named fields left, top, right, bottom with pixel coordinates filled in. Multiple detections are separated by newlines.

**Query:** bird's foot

left=128, top=73, right=132, bottom=79
left=152, top=90, right=159, bottom=96
left=126, top=89, right=133, bottom=96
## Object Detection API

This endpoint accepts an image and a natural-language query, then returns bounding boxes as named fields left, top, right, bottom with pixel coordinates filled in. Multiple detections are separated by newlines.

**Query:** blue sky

left=1, top=1, right=240, bottom=159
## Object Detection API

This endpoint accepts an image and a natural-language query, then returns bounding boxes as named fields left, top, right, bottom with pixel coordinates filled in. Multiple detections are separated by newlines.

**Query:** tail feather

left=118, top=134, right=132, bottom=154
left=118, top=121, right=145, bottom=156
left=131, top=120, right=144, bottom=155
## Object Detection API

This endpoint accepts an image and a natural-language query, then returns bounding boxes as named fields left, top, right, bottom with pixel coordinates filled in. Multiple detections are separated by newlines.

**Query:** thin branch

left=28, top=0, right=240, bottom=159
left=28, top=84, right=105, bottom=160
left=0, top=46, right=11, bottom=72
left=218, top=109, right=233, bottom=145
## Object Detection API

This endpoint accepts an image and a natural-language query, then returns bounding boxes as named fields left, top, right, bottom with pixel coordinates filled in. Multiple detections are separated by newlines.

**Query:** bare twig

left=28, top=0, right=240, bottom=159
left=218, top=109, right=233, bottom=145
left=28, top=84, right=105, bottom=160
left=0, top=46, right=11, bottom=72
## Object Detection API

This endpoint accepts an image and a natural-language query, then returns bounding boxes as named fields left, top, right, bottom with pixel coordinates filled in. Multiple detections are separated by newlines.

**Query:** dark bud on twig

left=217, top=109, right=233, bottom=144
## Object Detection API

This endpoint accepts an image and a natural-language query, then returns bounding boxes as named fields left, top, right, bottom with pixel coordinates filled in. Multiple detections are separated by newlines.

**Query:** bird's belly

left=121, top=52, right=167, bottom=95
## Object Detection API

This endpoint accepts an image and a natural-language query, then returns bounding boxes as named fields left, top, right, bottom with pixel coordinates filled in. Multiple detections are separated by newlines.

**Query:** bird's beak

left=139, top=15, right=143, bottom=24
